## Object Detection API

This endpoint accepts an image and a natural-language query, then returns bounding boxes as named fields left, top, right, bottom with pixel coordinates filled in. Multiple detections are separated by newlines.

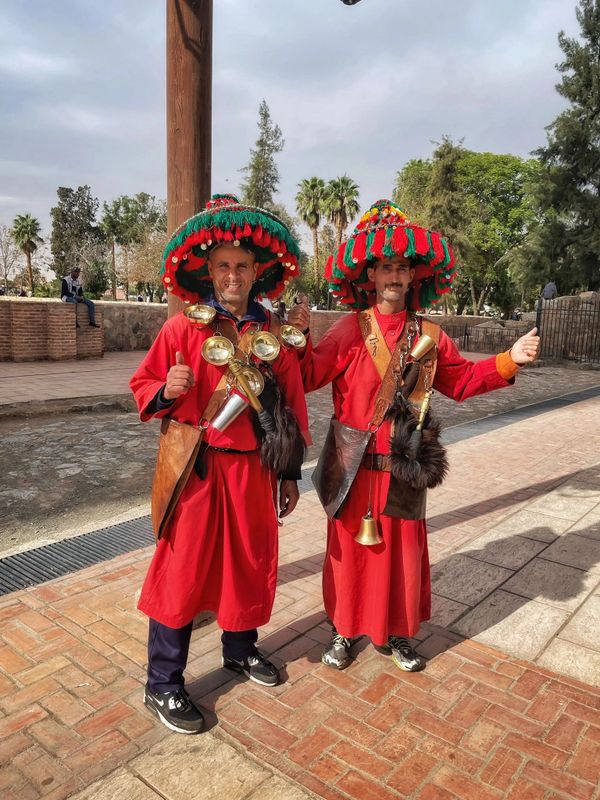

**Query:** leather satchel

left=311, top=417, right=371, bottom=519
left=151, top=418, right=203, bottom=541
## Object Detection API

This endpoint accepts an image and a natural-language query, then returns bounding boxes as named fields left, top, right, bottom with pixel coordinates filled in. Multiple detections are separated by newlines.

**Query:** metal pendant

left=184, top=304, right=217, bottom=327
left=201, top=335, right=235, bottom=365
left=250, top=330, right=281, bottom=361
left=280, top=324, right=307, bottom=348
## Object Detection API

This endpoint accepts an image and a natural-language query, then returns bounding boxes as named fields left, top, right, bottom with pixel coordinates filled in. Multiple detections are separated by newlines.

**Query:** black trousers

left=147, top=619, right=258, bottom=693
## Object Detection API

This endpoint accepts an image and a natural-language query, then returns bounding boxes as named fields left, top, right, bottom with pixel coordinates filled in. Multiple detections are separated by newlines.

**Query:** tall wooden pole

left=166, top=0, right=213, bottom=317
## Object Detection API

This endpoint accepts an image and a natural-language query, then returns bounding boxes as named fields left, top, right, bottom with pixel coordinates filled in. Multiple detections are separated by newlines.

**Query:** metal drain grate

left=0, top=516, right=154, bottom=596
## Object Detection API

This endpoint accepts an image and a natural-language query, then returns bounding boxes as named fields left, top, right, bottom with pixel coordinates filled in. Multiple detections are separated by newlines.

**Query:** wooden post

left=166, top=0, right=213, bottom=317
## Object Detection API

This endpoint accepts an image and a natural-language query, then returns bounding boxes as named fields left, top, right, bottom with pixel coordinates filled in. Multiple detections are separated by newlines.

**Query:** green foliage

left=534, top=0, right=600, bottom=291
left=323, top=176, right=360, bottom=249
left=240, top=100, right=284, bottom=208
left=296, top=177, right=327, bottom=281
left=50, top=186, right=103, bottom=274
left=83, top=259, right=110, bottom=298
left=393, top=159, right=432, bottom=225
left=12, top=213, right=43, bottom=292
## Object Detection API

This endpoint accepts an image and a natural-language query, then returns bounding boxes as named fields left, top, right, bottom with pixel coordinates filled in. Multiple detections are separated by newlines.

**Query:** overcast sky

left=0, top=0, right=579, bottom=240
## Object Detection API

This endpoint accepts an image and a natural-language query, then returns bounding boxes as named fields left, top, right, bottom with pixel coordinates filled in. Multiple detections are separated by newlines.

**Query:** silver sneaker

left=388, top=636, right=424, bottom=672
left=322, top=630, right=352, bottom=670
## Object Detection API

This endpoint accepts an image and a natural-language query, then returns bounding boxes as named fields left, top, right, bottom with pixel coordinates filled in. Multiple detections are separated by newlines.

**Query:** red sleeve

left=129, top=323, right=179, bottom=421
left=272, top=346, right=312, bottom=446
left=433, top=329, right=514, bottom=401
left=297, top=314, right=356, bottom=393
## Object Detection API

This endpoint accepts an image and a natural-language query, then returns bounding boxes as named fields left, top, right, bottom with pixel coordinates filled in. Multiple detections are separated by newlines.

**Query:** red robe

left=300, top=307, right=515, bottom=645
left=130, top=310, right=309, bottom=630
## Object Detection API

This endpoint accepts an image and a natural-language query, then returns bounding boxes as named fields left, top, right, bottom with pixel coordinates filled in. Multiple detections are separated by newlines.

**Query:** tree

left=535, top=0, right=600, bottom=291
left=50, top=185, right=104, bottom=275
left=12, top=214, right=43, bottom=292
left=101, top=193, right=166, bottom=299
left=0, top=225, right=20, bottom=290
left=129, top=229, right=170, bottom=302
left=240, top=100, right=284, bottom=208
left=393, top=159, right=433, bottom=224
left=324, top=176, right=360, bottom=249
left=296, top=177, right=326, bottom=282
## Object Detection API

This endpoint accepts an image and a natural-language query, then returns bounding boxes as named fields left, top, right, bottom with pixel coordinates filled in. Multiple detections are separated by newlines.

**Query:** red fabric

left=130, top=310, right=309, bottom=628
left=299, top=308, right=514, bottom=642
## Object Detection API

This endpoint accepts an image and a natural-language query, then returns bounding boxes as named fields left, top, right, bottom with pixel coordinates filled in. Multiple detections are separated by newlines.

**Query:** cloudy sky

left=0, top=0, right=579, bottom=240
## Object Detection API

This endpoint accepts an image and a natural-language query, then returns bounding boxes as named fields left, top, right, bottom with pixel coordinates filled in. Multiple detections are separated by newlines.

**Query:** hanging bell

left=184, top=304, right=217, bottom=327
left=201, top=335, right=235, bottom=365
left=210, top=368, right=264, bottom=432
left=354, top=512, right=383, bottom=546
left=250, top=330, right=281, bottom=361
left=280, top=324, right=307, bottom=348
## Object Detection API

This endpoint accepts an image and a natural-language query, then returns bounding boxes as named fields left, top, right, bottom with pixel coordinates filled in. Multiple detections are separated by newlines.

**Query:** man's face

left=367, top=256, right=415, bottom=304
left=71, top=269, right=81, bottom=280
left=207, top=244, right=258, bottom=306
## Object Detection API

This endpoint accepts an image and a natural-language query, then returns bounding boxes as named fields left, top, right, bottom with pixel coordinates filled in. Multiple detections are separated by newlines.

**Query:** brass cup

left=184, top=304, right=217, bottom=327
left=238, top=365, right=264, bottom=397
left=201, top=335, right=235, bottom=365
left=409, top=334, right=436, bottom=361
left=250, top=331, right=281, bottom=361
left=280, top=324, right=307, bottom=348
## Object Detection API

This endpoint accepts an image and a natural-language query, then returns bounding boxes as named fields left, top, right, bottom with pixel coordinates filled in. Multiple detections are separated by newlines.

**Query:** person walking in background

left=61, top=266, right=99, bottom=327
left=541, top=280, right=558, bottom=300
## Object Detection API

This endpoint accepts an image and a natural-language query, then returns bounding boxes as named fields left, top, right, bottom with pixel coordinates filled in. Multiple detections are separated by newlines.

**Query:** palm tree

left=324, top=176, right=360, bottom=250
left=12, top=214, right=43, bottom=293
left=296, top=177, right=326, bottom=282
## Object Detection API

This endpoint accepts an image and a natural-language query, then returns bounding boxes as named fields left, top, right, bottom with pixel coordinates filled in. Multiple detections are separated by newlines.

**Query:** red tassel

left=324, top=255, right=334, bottom=280
left=429, top=233, right=444, bottom=267
left=392, top=226, right=409, bottom=256
left=223, top=230, right=233, bottom=242
left=336, top=243, right=346, bottom=268
left=411, top=226, right=429, bottom=256
left=252, top=226, right=263, bottom=244
left=371, top=227, right=386, bottom=258
left=351, top=232, right=367, bottom=265
left=243, top=223, right=252, bottom=238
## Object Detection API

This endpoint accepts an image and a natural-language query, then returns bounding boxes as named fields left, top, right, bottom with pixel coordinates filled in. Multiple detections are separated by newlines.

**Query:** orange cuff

left=496, top=349, right=520, bottom=381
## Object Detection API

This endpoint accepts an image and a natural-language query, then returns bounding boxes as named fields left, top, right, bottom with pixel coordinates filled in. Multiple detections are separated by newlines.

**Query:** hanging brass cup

left=409, top=333, right=436, bottom=361
left=184, top=304, right=217, bottom=327
left=201, top=335, right=235, bottom=365
left=280, top=324, right=307, bottom=348
left=250, top=331, right=281, bottom=361
left=354, top=512, right=383, bottom=546
left=237, top=365, right=264, bottom=397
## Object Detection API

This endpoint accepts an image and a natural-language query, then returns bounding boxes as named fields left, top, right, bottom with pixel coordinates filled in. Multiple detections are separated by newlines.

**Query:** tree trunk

left=312, top=227, right=319, bottom=283
left=111, top=238, right=117, bottom=300
left=336, top=223, right=343, bottom=251
left=477, top=286, right=491, bottom=315
left=26, top=251, right=34, bottom=293
left=469, top=277, right=478, bottom=315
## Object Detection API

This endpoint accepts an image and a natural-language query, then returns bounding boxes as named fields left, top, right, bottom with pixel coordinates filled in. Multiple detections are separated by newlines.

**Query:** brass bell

left=210, top=368, right=264, bottom=432
left=201, top=335, right=235, bottom=365
left=409, top=333, right=436, bottom=362
left=238, top=365, right=264, bottom=397
left=280, top=324, right=307, bottom=348
left=250, top=330, right=281, bottom=361
left=354, top=512, right=383, bottom=546
left=184, top=304, right=217, bottom=327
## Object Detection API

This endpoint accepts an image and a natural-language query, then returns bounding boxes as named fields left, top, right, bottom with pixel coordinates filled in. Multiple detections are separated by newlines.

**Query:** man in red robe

left=131, top=195, right=309, bottom=733
left=288, top=199, right=539, bottom=673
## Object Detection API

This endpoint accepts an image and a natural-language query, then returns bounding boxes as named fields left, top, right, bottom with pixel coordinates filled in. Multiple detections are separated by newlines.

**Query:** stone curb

left=0, top=393, right=136, bottom=418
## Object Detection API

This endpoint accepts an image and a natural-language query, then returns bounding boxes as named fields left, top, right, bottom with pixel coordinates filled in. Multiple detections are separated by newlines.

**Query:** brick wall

left=0, top=298, right=104, bottom=362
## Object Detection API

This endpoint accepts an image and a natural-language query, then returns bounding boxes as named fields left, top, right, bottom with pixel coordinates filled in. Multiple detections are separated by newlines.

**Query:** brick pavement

left=1, top=394, right=599, bottom=799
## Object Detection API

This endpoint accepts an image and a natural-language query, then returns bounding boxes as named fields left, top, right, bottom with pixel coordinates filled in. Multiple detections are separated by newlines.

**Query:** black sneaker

left=143, top=684, right=205, bottom=734
left=321, top=630, right=352, bottom=670
left=388, top=636, right=424, bottom=672
left=222, top=650, right=280, bottom=686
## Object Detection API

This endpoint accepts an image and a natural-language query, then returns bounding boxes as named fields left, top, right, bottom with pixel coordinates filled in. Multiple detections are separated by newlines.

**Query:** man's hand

left=286, top=295, right=310, bottom=333
left=279, top=479, right=299, bottom=519
left=510, top=327, right=540, bottom=365
left=164, top=351, right=195, bottom=400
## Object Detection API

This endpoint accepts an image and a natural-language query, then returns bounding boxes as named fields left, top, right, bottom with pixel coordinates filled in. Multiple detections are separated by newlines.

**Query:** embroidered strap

left=408, top=319, right=441, bottom=409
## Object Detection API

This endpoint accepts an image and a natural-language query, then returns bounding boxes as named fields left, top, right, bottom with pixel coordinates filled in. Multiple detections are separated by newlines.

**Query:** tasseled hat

left=325, top=199, right=458, bottom=311
left=161, top=193, right=301, bottom=303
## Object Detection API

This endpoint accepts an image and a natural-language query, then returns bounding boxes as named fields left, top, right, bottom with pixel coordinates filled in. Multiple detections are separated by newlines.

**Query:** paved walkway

left=1, top=392, right=599, bottom=799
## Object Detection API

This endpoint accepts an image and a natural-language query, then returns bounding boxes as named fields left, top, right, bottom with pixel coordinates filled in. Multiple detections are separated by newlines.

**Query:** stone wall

left=0, top=298, right=104, bottom=361
left=99, top=301, right=167, bottom=352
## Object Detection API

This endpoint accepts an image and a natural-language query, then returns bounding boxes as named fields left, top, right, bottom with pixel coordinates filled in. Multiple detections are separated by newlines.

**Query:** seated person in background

left=61, top=267, right=99, bottom=327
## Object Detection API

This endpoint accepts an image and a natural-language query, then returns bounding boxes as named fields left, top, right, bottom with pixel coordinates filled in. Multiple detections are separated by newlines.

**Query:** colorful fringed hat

left=325, top=199, right=458, bottom=310
left=161, top=193, right=301, bottom=303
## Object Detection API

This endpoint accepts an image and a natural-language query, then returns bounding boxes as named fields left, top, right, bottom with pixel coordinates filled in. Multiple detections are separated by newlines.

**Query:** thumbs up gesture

left=286, top=293, right=310, bottom=333
left=164, top=351, right=195, bottom=400
left=510, top=327, right=541, bottom=365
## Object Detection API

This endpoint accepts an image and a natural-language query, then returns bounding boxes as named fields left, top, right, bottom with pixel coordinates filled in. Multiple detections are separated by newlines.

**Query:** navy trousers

left=147, top=619, right=258, bottom=693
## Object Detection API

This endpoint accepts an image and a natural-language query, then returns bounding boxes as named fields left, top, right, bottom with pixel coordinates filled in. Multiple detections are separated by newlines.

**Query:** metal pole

left=166, top=0, right=213, bottom=318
